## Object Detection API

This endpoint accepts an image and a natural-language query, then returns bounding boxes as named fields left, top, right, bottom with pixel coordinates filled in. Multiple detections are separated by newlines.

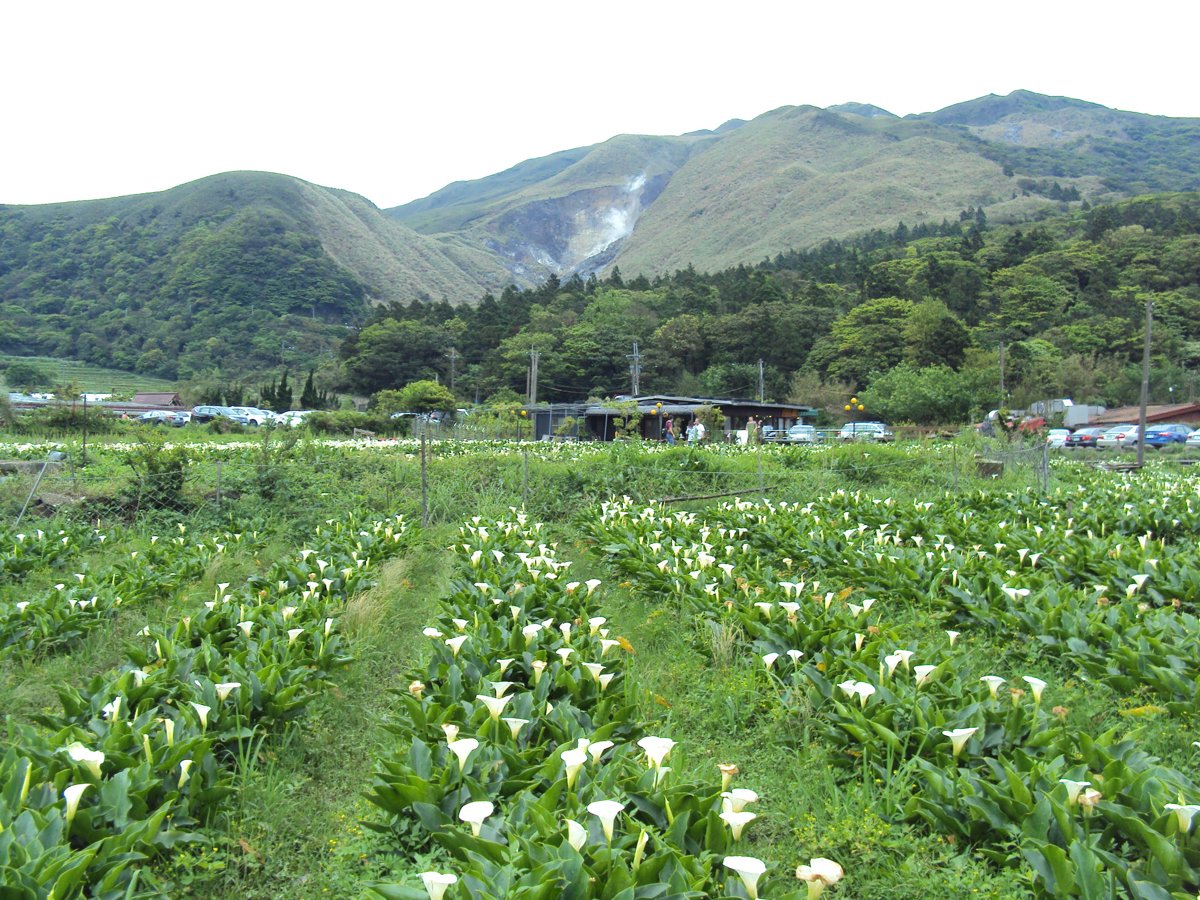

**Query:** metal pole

left=522, top=447, right=529, bottom=508
left=1137, top=299, right=1152, bottom=467
left=215, top=460, right=222, bottom=507
left=420, top=431, right=429, bottom=527
left=15, top=461, right=51, bottom=525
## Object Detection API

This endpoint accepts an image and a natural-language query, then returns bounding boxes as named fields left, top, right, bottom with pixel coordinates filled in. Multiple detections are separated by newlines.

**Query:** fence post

left=215, top=461, right=222, bottom=507
left=951, top=442, right=958, bottom=492
left=1041, top=442, right=1050, bottom=494
left=522, top=447, right=529, bottom=508
left=420, top=432, right=429, bottom=527
left=757, top=440, right=764, bottom=495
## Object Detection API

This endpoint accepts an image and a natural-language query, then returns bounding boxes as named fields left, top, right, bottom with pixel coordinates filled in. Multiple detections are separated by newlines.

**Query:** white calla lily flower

left=723, top=855, right=767, bottom=900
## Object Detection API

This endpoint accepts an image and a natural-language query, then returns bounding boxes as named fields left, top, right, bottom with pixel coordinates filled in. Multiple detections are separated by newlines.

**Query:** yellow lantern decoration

left=857, top=404, right=865, bottom=411
left=844, top=404, right=851, bottom=412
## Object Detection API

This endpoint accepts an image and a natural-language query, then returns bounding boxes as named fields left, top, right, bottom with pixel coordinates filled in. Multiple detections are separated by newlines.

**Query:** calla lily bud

left=565, top=819, right=587, bottom=850
left=502, top=717, right=528, bottom=740
left=719, top=763, right=739, bottom=792
left=179, top=758, right=194, bottom=787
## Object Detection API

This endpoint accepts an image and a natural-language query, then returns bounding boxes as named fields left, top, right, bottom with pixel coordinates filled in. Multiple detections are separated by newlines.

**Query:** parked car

left=785, top=424, right=819, bottom=444
left=168, top=410, right=192, bottom=427
left=1064, top=426, right=1106, bottom=450
left=1187, top=430, right=1200, bottom=448
left=136, top=410, right=173, bottom=425
left=1097, top=425, right=1141, bottom=450
left=191, top=405, right=237, bottom=423
left=1144, top=423, right=1194, bottom=447
left=275, top=410, right=316, bottom=427
left=1046, top=428, right=1070, bottom=449
left=760, top=424, right=782, bottom=442
left=229, top=406, right=274, bottom=426
left=838, top=422, right=894, bottom=442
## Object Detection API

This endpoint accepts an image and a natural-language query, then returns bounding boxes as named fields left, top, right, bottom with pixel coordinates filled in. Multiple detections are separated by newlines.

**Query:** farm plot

left=0, top=512, right=413, bottom=896
left=362, top=512, right=841, bottom=898
left=584, top=473, right=1200, bottom=898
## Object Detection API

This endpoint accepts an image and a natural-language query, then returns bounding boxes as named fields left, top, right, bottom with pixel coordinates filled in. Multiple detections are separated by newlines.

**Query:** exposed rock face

left=488, top=173, right=669, bottom=277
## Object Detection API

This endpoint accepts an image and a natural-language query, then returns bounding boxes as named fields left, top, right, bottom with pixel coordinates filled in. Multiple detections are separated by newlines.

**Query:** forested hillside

left=0, top=172, right=511, bottom=378
left=341, top=193, right=1200, bottom=423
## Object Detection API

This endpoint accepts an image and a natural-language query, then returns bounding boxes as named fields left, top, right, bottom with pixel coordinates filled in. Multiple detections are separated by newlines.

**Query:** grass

left=187, top=534, right=456, bottom=898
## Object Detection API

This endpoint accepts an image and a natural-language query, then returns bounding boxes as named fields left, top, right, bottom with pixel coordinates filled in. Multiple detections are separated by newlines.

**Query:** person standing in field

left=664, top=417, right=676, bottom=445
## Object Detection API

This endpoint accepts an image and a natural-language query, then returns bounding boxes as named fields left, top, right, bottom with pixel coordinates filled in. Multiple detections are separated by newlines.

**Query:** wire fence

left=0, top=431, right=1076, bottom=531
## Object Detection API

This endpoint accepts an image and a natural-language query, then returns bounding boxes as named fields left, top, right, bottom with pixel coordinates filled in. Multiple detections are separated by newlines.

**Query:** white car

left=1186, top=430, right=1200, bottom=448
left=838, top=422, right=894, bottom=442
left=229, top=406, right=274, bottom=426
left=1046, top=429, right=1070, bottom=449
left=275, top=410, right=316, bottom=427
left=786, top=424, right=818, bottom=444
left=1096, top=425, right=1141, bottom=450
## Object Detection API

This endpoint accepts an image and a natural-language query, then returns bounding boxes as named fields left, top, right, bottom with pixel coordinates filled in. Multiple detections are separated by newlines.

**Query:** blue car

left=1144, top=423, right=1194, bottom=447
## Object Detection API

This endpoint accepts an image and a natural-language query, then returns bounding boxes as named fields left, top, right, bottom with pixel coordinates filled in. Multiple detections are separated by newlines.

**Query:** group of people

left=662, top=417, right=706, bottom=445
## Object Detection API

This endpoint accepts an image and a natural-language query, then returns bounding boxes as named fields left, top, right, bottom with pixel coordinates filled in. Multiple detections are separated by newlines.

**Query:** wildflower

left=1059, top=779, right=1090, bottom=806
left=1078, top=788, right=1102, bottom=814
left=587, top=740, right=614, bottom=764
left=762, top=653, right=780, bottom=671
left=408, top=681, right=425, bottom=698
left=445, top=635, right=469, bottom=657
left=914, top=665, right=936, bottom=687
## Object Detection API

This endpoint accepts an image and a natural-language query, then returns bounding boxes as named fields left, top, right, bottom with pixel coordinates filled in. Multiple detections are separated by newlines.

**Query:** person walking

left=664, top=417, right=676, bottom=445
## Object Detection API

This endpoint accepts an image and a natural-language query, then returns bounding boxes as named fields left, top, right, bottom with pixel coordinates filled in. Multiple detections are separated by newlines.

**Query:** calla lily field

left=1, top=432, right=1199, bottom=897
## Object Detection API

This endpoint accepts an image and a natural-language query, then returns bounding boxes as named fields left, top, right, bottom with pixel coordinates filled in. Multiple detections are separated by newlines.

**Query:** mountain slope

left=386, top=91, right=1200, bottom=282
left=0, top=172, right=513, bottom=377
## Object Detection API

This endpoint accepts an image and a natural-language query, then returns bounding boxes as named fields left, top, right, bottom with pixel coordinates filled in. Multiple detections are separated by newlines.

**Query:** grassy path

left=197, top=537, right=454, bottom=898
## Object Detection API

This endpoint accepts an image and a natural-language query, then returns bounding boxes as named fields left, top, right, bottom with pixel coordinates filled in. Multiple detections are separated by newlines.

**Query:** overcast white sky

left=2, top=1, right=1196, bottom=209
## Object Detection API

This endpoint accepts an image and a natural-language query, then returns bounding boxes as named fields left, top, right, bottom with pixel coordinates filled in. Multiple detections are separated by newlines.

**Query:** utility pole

left=528, top=348, right=540, bottom=406
left=998, top=340, right=1006, bottom=397
left=758, top=359, right=765, bottom=403
left=446, top=347, right=459, bottom=394
left=1137, top=299, right=1152, bottom=467
left=627, top=342, right=641, bottom=396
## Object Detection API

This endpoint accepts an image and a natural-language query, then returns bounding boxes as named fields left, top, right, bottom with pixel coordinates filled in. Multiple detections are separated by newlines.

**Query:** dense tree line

left=0, top=207, right=365, bottom=379
left=336, top=193, right=1200, bottom=422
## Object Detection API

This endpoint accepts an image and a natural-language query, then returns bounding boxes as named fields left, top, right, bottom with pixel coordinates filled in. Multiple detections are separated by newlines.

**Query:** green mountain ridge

left=386, top=90, right=1200, bottom=284
left=3, top=90, right=1200, bottom=383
